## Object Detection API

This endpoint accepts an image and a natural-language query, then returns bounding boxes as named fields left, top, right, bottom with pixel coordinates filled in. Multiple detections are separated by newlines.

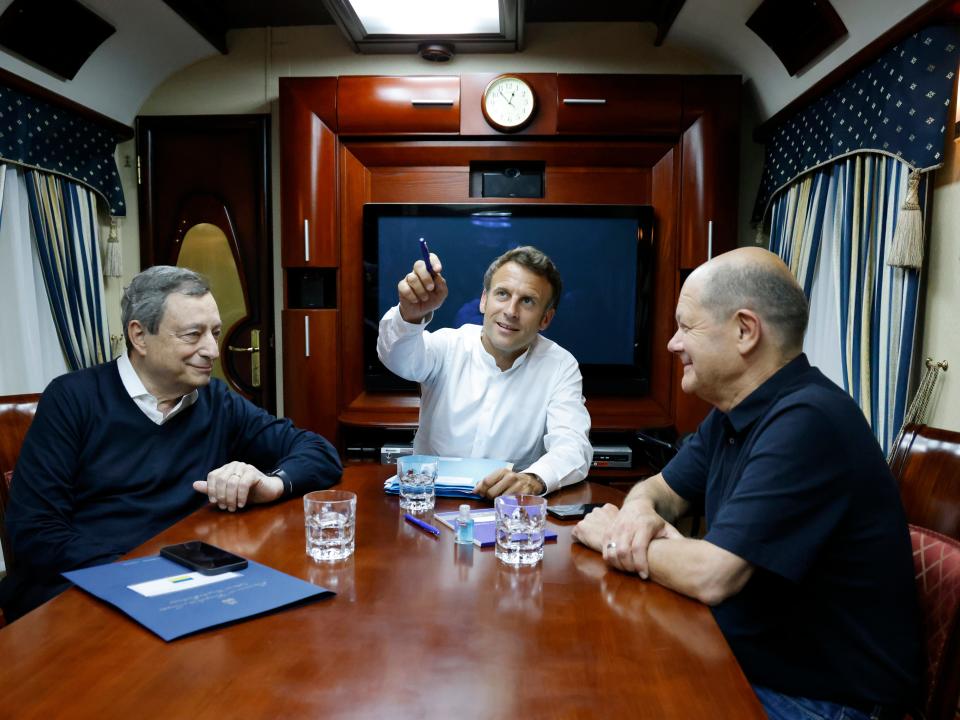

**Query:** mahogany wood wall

left=279, top=74, right=741, bottom=447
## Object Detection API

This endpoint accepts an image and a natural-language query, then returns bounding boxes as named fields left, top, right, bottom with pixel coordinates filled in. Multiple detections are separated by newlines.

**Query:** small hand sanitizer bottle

left=455, top=504, right=474, bottom=545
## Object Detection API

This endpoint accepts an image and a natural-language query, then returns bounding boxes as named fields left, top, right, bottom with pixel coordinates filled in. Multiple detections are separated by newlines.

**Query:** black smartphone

left=546, top=503, right=605, bottom=520
left=160, top=541, right=248, bottom=575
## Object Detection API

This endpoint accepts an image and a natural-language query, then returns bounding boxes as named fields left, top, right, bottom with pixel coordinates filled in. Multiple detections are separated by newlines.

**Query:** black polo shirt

left=662, top=354, right=920, bottom=708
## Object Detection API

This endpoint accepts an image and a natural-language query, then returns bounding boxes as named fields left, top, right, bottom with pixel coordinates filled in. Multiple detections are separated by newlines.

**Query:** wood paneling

left=679, top=76, right=740, bottom=269
left=337, top=76, right=460, bottom=135
left=280, top=74, right=741, bottom=442
left=557, top=75, right=683, bottom=135
left=338, top=146, right=370, bottom=411
left=280, top=77, right=338, bottom=267
left=282, top=309, right=339, bottom=442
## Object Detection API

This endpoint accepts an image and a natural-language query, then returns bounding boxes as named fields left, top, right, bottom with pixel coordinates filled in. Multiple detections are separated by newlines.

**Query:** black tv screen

left=363, top=203, right=655, bottom=394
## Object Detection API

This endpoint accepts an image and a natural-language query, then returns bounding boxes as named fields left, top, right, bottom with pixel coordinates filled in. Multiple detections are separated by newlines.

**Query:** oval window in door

left=177, top=222, right=248, bottom=392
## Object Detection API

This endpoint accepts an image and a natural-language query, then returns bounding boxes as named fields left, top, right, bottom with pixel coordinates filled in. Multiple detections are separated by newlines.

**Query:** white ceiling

left=0, top=0, right=936, bottom=126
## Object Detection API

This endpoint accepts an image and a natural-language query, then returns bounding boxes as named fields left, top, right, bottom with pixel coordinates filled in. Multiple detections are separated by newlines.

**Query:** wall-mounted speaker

left=470, top=161, right=545, bottom=199
left=746, top=0, right=848, bottom=77
left=0, top=0, right=115, bottom=80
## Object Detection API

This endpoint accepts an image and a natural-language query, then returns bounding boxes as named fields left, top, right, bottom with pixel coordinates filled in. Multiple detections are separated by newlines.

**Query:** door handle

left=227, top=329, right=261, bottom=388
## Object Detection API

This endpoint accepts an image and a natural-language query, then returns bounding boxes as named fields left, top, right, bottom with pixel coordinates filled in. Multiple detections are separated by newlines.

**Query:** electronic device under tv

left=363, top=203, right=655, bottom=395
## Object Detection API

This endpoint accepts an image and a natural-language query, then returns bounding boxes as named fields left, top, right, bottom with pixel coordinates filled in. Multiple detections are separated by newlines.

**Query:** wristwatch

left=270, top=468, right=294, bottom=498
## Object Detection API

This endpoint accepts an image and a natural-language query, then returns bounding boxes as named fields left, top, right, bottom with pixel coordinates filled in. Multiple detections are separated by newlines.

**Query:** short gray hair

left=700, top=263, right=809, bottom=353
left=121, top=266, right=211, bottom=350
left=482, top=246, right=563, bottom=312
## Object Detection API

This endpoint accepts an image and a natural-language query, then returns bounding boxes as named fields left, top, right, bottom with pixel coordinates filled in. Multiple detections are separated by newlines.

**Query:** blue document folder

left=63, top=555, right=333, bottom=642
left=383, top=456, right=513, bottom=498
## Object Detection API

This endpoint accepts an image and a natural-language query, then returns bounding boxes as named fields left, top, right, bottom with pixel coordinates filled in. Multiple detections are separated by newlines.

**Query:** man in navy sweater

left=0, top=266, right=342, bottom=622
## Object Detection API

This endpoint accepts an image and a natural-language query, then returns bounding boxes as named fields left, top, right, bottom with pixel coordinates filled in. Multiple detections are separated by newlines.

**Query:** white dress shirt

left=117, top=352, right=198, bottom=425
left=377, top=305, right=592, bottom=493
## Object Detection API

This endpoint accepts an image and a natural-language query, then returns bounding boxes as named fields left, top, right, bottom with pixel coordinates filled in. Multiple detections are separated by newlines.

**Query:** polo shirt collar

left=724, top=353, right=811, bottom=433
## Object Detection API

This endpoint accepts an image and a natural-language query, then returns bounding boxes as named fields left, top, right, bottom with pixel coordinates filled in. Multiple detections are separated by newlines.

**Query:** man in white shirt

left=377, top=246, right=592, bottom=498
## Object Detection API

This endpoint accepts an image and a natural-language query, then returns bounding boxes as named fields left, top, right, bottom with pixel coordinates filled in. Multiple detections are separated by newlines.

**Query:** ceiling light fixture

left=321, top=0, right=523, bottom=55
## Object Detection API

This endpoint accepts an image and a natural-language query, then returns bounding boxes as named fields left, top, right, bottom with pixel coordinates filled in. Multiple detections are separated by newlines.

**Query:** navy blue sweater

left=1, top=360, right=341, bottom=618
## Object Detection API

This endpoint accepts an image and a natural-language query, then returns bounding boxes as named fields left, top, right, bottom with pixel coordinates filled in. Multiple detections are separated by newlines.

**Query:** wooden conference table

left=0, top=465, right=764, bottom=719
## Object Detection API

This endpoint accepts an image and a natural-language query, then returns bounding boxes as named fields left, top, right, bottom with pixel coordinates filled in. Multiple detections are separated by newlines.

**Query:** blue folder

left=63, top=555, right=333, bottom=642
left=383, top=456, right=513, bottom=498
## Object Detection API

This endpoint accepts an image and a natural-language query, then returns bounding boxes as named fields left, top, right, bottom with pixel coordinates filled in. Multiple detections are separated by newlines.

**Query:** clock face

left=482, top=76, right=536, bottom=132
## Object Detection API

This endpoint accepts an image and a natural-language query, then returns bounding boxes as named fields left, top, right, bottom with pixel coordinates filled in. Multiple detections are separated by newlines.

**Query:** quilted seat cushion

left=910, top=524, right=960, bottom=719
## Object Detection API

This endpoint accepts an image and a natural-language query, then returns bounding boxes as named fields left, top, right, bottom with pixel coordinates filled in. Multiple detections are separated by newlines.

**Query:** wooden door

left=136, top=115, right=275, bottom=412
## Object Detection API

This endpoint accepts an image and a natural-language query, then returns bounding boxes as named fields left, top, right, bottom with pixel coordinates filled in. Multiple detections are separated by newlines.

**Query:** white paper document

left=128, top=571, right=241, bottom=598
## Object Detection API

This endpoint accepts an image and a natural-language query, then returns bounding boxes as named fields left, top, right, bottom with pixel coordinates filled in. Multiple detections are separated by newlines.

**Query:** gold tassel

left=754, top=220, right=769, bottom=248
left=105, top=217, right=122, bottom=278
left=110, top=334, right=126, bottom=359
left=886, top=170, right=924, bottom=269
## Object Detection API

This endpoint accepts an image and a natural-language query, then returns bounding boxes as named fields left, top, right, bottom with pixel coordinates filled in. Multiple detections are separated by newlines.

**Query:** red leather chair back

left=0, top=393, right=39, bottom=479
left=0, top=393, right=38, bottom=576
left=910, top=525, right=960, bottom=720
left=891, top=424, right=960, bottom=541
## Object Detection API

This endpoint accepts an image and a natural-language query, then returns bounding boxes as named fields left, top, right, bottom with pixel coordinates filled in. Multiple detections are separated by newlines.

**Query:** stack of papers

left=383, top=456, right=512, bottom=498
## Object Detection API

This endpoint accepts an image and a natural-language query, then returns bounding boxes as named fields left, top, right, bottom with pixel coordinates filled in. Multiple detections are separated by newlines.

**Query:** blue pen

left=404, top=513, right=440, bottom=536
left=418, top=237, right=436, bottom=277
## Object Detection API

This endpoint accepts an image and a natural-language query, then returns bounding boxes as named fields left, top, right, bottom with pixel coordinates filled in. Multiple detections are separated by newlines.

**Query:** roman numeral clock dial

left=481, top=76, right=537, bottom=132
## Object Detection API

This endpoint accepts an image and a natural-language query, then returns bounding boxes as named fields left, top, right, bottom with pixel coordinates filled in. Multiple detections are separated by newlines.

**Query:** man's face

left=479, top=261, right=555, bottom=366
left=135, top=292, right=222, bottom=396
left=666, top=277, right=739, bottom=404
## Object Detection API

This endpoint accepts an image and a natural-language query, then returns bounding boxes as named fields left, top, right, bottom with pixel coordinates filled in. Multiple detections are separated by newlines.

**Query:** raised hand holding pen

left=398, top=239, right=448, bottom=323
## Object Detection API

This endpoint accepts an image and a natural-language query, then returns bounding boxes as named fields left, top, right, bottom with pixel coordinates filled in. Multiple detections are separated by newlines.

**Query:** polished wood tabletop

left=0, top=465, right=764, bottom=719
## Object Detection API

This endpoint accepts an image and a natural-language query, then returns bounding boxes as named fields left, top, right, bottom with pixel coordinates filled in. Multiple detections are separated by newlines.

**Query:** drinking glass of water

left=397, top=455, right=439, bottom=512
left=303, top=490, right=357, bottom=562
left=495, top=495, right=548, bottom=566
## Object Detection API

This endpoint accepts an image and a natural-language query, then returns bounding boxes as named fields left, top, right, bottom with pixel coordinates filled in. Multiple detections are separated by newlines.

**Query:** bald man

left=573, top=248, right=919, bottom=720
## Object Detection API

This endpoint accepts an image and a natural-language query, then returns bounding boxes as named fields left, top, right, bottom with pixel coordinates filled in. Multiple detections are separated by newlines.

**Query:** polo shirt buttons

left=728, top=437, right=736, bottom=445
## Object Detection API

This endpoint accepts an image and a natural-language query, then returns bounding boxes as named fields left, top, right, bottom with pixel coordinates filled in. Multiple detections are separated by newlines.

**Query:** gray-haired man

left=1, top=266, right=342, bottom=622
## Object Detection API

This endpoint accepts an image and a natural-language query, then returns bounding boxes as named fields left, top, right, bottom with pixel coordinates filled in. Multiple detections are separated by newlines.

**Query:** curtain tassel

left=886, top=170, right=924, bottom=269
left=105, top=217, right=122, bottom=278
left=753, top=221, right=769, bottom=248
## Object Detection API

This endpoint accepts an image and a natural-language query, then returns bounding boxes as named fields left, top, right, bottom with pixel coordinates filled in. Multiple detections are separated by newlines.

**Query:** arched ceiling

left=0, top=0, right=938, bottom=127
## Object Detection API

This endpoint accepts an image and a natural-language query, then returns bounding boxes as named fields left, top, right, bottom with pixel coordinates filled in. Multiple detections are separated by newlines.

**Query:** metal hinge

left=136, top=155, right=141, bottom=185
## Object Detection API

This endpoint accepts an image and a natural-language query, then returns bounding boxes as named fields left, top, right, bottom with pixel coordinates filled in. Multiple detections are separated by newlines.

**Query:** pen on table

left=404, top=513, right=440, bottom=537
left=418, top=237, right=436, bottom=277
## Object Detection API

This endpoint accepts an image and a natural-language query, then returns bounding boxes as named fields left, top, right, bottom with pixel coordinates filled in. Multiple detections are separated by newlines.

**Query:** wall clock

left=481, top=75, right=536, bottom=132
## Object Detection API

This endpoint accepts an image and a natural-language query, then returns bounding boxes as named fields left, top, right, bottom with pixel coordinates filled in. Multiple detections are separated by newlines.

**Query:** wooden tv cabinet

left=278, top=73, right=740, bottom=452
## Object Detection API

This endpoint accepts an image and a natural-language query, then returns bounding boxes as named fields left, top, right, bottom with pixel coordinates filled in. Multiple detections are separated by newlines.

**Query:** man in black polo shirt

left=573, top=247, right=919, bottom=720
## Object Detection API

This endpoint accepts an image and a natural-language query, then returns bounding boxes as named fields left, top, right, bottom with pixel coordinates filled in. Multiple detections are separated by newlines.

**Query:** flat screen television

left=363, top=203, right=655, bottom=395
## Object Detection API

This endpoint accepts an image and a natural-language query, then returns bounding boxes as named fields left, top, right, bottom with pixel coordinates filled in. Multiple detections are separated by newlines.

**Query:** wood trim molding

left=0, top=66, right=133, bottom=140
left=754, top=0, right=960, bottom=142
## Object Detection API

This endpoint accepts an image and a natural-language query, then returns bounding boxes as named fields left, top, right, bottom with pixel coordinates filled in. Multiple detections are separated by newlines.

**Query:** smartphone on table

left=546, top=503, right=605, bottom=520
left=160, top=540, right=248, bottom=575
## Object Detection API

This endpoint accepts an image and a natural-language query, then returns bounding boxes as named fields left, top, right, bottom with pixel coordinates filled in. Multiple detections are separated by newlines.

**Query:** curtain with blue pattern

left=768, top=154, right=922, bottom=456
left=25, top=169, right=110, bottom=370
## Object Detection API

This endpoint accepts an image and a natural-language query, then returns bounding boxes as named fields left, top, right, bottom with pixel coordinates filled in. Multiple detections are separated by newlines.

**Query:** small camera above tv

left=363, top=203, right=655, bottom=396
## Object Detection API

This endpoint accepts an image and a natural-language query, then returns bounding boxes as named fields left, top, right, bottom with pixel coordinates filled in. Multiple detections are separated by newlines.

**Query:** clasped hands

left=572, top=500, right=681, bottom=578
left=192, top=461, right=283, bottom=512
